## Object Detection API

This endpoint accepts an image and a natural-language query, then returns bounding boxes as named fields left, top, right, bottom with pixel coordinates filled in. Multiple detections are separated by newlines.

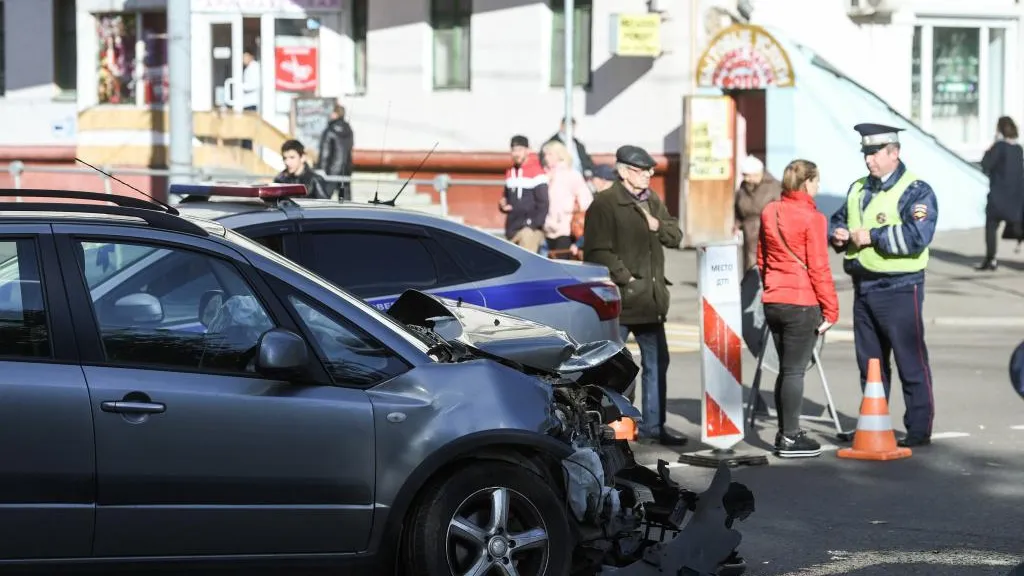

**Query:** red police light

left=169, top=183, right=308, bottom=199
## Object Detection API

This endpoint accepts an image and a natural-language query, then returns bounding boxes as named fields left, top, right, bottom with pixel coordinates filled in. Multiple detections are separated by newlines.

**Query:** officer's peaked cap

left=855, top=123, right=904, bottom=154
left=615, top=145, right=657, bottom=170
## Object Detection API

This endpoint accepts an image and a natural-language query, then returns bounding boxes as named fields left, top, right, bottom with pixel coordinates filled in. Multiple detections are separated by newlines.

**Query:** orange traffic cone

left=837, top=358, right=912, bottom=461
left=609, top=417, right=637, bottom=441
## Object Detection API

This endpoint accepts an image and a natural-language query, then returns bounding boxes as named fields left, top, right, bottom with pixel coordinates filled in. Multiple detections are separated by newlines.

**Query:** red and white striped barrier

left=696, top=242, right=746, bottom=450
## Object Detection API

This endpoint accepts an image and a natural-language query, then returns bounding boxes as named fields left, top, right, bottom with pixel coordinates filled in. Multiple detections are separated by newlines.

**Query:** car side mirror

left=256, top=328, right=310, bottom=377
left=113, top=293, right=164, bottom=324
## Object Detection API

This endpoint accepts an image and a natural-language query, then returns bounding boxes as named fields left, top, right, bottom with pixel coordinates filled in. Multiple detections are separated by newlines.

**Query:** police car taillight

left=169, top=183, right=308, bottom=199
left=557, top=281, right=621, bottom=321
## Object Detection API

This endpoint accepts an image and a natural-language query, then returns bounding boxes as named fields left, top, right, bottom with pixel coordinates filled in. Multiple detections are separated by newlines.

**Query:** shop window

left=431, top=0, right=471, bottom=90
left=911, top=26, right=921, bottom=123
left=96, top=12, right=167, bottom=105
left=53, top=0, right=77, bottom=94
left=0, top=1, right=5, bottom=96
left=352, top=0, right=368, bottom=93
left=930, top=27, right=980, bottom=145
left=987, top=28, right=1006, bottom=136
left=550, top=0, right=592, bottom=88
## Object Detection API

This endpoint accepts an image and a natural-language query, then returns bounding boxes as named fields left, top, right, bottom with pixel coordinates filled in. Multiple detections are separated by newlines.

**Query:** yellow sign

left=688, top=97, right=734, bottom=181
left=696, top=24, right=795, bottom=89
left=611, top=13, right=661, bottom=57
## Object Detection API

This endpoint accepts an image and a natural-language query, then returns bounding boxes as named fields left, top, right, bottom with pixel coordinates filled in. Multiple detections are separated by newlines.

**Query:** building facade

left=0, top=0, right=1016, bottom=231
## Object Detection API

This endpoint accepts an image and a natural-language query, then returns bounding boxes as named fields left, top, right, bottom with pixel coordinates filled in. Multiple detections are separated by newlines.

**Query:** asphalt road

left=630, top=324, right=1024, bottom=575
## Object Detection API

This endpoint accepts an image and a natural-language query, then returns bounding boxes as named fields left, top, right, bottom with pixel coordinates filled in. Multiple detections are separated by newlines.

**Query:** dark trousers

left=619, top=322, right=669, bottom=437
left=763, top=303, right=821, bottom=436
left=852, top=283, right=935, bottom=437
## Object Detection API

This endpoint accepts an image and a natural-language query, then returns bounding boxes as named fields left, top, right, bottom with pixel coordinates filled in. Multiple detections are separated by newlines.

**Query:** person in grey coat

left=977, top=116, right=1024, bottom=271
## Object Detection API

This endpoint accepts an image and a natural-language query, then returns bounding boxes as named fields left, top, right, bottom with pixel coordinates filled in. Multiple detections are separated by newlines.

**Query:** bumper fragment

left=600, top=463, right=751, bottom=576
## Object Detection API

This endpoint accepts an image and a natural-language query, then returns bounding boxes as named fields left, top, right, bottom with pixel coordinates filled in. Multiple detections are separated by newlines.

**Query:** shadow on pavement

left=930, top=246, right=1024, bottom=273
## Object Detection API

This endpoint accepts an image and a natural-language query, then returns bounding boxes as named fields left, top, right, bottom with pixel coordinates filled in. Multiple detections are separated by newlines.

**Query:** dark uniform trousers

left=852, top=281, right=935, bottom=437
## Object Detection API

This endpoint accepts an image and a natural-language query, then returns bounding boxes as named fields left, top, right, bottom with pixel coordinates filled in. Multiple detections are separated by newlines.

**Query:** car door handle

left=101, top=401, right=166, bottom=415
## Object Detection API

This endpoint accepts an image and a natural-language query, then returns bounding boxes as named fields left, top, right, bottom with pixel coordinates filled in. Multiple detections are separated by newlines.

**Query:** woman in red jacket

left=757, top=159, right=839, bottom=458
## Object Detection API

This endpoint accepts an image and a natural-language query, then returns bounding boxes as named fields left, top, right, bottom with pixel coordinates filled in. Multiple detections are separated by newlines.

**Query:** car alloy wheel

left=446, top=486, right=549, bottom=575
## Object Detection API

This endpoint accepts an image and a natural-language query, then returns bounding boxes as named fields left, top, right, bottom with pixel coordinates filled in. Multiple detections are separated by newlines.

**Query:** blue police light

left=169, top=183, right=308, bottom=200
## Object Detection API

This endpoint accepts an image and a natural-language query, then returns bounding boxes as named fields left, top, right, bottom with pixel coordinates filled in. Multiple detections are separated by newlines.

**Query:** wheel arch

left=376, top=429, right=573, bottom=566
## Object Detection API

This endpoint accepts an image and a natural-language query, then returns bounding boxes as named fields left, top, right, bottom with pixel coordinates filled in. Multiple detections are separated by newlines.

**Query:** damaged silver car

left=385, top=290, right=755, bottom=576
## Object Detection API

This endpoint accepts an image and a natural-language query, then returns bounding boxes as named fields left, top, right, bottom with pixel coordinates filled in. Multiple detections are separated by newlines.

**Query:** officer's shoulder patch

left=912, top=203, right=928, bottom=221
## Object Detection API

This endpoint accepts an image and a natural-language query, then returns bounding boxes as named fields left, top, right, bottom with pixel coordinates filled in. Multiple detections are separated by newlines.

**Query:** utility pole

left=563, top=0, right=574, bottom=147
left=167, top=0, right=193, bottom=187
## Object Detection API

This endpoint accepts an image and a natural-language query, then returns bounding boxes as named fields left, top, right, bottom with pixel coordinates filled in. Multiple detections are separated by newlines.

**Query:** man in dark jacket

left=500, top=135, right=549, bottom=253
left=274, top=139, right=330, bottom=199
left=583, top=144, right=685, bottom=446
left=541, top=117, right=595, bottom=180
left=316, top=103, right=355, bottom=201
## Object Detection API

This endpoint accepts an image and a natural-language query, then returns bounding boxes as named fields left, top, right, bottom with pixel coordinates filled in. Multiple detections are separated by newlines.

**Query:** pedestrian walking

left=583, top=145, right=686, bottom=446
left=273, top=139, right=330, bottom=199
left=757, top=159, right=839, bottom=458
left=541, top=140, right=593, bottom=260
left=500, top=135, right=549, bottom=253
left=734, top=155, right=783, bottom=272
left=829, top=123, right=938, bottom=448
left=976, top=116, right=1024, bottom=271
left=316, top=102, right=355, bottom=201
left=541, top=117, right=595, bottom=180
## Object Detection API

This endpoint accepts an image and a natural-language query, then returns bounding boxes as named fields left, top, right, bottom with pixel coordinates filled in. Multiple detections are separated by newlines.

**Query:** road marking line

left=1011, top=425, right=1024, bottom=431
left=773, top=549, right=1022, bottom=575
left=931, top=431, right=970, bottom=440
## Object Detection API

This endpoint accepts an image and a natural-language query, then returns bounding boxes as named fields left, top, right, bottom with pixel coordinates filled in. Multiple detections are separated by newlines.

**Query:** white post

left=563, top=0, right=574, bottom=145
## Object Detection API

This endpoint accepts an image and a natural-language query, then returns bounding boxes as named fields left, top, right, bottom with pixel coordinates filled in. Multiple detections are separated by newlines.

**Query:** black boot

left=975, top=258, right=998, bottom=271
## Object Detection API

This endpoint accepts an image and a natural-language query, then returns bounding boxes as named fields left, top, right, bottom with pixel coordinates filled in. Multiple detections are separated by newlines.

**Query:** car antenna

left=74, top=157, right=175, bottom=212
left=378, top=142, right=439, bottom=207
left=370, top=100, right=392, bottom=205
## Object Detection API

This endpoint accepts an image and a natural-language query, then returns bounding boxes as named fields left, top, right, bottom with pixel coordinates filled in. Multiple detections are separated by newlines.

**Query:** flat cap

left=592, top=164, right=617, bottom=181
left=615, top=145, right=656, bottom=170
left=855, top=123, right=904, bottom=154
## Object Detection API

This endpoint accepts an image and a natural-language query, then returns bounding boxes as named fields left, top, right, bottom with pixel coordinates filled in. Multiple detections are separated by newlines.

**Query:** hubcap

left=446, top=486, right=550, bottom=576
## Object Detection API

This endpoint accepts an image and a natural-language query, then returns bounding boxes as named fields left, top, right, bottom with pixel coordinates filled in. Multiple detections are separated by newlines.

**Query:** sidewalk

left=663, top=227, right=1024, bottom=328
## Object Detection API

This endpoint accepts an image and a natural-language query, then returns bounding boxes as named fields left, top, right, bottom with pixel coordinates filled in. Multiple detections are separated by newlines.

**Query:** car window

left=288, top=295, right=408, bottom=387
left=250, top=234, right=285, bottom=255
left=0, top=239, right=50, bottom=359
left=433, top=229, right=520, bottom=281
left=309, top=231, right=440, bottom=298
left=75, top=240, right=276, bottom=374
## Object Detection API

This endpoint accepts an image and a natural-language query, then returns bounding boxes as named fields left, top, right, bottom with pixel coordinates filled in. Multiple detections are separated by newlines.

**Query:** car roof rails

left=0, top=189, right=209, bottom=237
left=171, top=183, right=309, bottom=206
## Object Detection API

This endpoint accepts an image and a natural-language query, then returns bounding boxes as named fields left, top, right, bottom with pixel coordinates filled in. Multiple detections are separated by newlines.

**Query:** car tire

left=400, top=461, right=573, bottom=576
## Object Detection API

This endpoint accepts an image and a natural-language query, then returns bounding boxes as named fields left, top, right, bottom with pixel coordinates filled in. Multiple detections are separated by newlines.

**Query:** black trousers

left=985, top=207, right=1005, bottom=261
left=763, top=303, right=821, bottom=436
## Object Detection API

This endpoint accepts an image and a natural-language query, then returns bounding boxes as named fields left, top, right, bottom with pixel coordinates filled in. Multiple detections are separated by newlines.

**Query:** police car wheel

left=400, top=461, right=572, bottom=576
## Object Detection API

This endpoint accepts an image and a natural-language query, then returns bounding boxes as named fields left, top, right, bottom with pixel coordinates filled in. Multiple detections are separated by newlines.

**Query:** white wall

left=338, top=0, right=695, bottom=156
left=0, top=0, right=78, bottom=147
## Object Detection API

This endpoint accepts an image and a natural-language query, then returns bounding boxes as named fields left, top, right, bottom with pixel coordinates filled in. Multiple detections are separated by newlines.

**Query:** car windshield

left=216, top=225, right=433, bottom=354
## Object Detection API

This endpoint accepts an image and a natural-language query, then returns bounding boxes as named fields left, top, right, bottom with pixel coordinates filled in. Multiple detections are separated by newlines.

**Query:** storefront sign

left=192, top=0, right=341, bottom=12
left=696, top=24, right=795, bottom=89
left=609, top=13, right=662, bottom=57
left=275, top=45, right=318, bottom=92
left=687, top=96, right=734, bottom=181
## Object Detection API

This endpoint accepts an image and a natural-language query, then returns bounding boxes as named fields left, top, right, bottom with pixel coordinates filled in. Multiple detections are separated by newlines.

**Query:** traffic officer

left=828, top=123, right=938, bottom=448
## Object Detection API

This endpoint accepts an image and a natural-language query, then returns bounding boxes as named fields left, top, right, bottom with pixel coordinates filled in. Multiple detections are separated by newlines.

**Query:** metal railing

left=4, top=160, right=509, bottom=221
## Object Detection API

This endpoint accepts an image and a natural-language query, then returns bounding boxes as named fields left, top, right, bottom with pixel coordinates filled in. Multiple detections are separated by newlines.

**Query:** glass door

left=208, top=14, right=243, bottom=111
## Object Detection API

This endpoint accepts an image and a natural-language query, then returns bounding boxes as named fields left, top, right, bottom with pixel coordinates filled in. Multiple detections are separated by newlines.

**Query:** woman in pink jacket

left=541, top=140, right=594, bottom=259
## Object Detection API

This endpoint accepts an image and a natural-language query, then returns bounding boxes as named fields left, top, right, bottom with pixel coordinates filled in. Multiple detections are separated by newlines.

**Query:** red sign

left=696, top=24, right=795, bottom=89
left=275, top=46, right=318, bottom=92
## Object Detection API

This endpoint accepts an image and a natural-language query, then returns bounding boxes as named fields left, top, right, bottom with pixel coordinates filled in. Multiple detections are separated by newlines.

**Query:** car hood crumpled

left=386, top=289, right=637, bottom=393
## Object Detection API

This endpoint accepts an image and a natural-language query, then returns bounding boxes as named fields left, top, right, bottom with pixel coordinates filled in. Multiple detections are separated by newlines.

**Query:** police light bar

left=169, top=183, right=308, bottom=200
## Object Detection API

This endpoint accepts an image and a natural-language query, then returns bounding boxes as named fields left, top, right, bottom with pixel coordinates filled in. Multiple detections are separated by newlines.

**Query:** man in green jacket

left=583, top=145, right=686, bottom=446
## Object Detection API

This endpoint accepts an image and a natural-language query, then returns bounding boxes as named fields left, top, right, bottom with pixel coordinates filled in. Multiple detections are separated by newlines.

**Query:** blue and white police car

left=168, top=183, right=623, bottom=345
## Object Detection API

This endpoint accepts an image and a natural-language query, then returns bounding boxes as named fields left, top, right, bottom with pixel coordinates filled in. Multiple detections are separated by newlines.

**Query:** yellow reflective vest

left=844, top=171, right=929, bottom=273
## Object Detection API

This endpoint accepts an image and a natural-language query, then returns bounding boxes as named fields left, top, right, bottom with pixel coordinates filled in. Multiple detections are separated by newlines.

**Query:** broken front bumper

left=601, top=462, right=755, bottom=576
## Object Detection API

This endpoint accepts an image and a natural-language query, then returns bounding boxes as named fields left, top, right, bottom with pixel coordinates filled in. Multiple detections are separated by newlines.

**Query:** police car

left=169, top=183, right=623, bottom=345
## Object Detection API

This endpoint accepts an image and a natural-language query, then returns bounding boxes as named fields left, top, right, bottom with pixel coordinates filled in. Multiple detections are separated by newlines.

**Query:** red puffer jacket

left=756, top=191, right=840, bottom=324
